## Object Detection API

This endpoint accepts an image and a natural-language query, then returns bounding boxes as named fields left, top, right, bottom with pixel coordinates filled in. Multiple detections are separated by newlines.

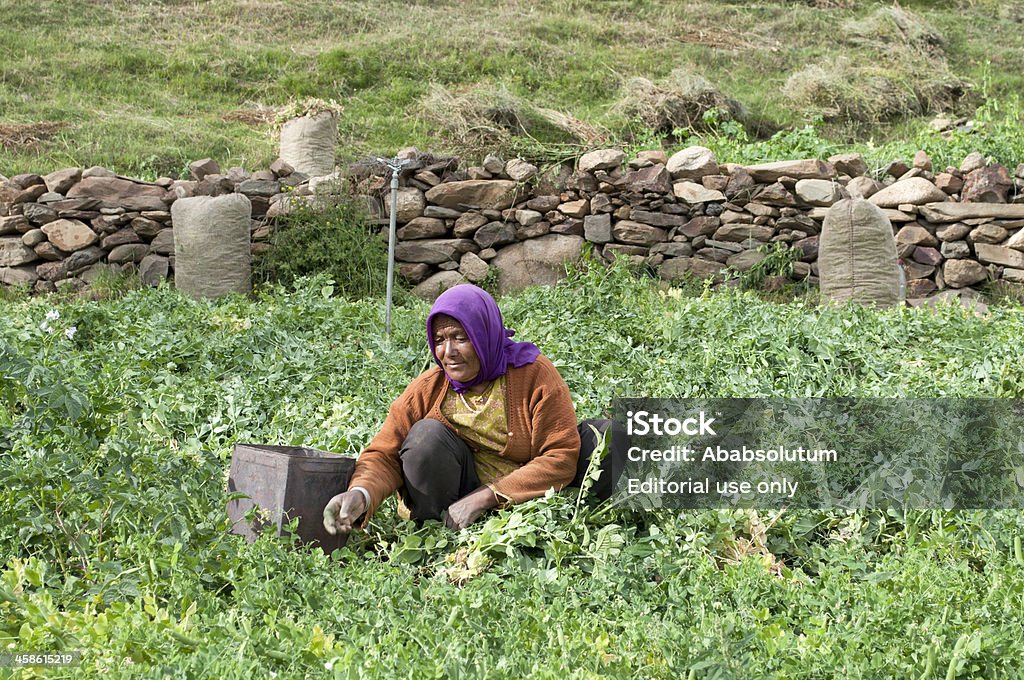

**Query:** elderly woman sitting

left=323, top=284, right=624, bottom=536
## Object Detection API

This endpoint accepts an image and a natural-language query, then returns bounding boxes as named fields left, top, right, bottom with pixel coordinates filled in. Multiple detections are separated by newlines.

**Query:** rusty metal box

left=227, top=444, right=355, bottom=552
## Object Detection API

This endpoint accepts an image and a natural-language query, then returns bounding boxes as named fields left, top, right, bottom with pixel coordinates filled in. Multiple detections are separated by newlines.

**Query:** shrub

left=253, top=196, right=389, bottom=299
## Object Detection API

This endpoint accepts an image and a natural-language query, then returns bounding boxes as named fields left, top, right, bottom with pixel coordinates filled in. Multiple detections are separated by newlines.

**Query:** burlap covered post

left=279, top=112, right=337, bottom=178
left=819, top=198, right=901, bottom=307
left=171, top=194, right=252, bottom=299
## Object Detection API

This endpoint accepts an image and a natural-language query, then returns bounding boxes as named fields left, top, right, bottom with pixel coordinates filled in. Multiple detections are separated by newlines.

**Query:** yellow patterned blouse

left=440, top=375, right=521, bottom=486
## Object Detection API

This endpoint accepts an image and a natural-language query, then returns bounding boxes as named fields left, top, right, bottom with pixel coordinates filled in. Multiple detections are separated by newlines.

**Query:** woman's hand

left=323, top=490, right=367, bottom=536
left=445, top=486, right=498, bottom=531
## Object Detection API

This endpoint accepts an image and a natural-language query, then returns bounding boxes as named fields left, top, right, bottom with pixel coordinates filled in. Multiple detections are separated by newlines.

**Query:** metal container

left=227, top=444, right=355, bottom=552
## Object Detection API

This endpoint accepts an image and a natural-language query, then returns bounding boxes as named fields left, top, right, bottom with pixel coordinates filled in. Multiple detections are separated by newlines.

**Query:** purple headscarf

left=426, top=284, right=540, bottom=393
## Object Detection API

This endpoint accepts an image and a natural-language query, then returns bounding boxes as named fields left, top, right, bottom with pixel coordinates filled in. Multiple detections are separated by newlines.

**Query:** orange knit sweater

left=347, top=354, right=581, bottom=523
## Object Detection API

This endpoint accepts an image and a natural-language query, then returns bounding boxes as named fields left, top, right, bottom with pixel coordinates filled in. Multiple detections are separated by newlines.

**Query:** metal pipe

left=378, top=155, right=411, bottom=340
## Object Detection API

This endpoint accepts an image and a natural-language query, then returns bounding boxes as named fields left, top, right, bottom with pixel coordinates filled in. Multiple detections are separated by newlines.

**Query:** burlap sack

left=279, top=112, right=337, bottom=177
left=171, top=194, right=252, bottom=299
left=819, top=198, right=900, bottom=307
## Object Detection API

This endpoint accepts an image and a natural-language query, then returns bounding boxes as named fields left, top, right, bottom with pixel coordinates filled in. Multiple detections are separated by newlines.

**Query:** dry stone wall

left=2, top=147, right=1024, bottom=298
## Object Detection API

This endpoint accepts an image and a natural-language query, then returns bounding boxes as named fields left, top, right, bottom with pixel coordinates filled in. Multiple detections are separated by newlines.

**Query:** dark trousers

left=398, top=418, right=628, bottom=521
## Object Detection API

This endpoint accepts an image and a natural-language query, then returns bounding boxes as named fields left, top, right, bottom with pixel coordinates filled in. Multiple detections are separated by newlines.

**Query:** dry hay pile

left=612, top=68, right=746, bottom=134
left=0, top=122, right=66, bottom=150
left=420, top=84, right=607, bottom=157
left=784, top=7, right=970, bottom=122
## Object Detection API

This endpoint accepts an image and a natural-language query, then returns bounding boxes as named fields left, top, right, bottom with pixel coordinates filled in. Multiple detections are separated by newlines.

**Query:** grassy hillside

left=2, top=0, right=1024, bottom=177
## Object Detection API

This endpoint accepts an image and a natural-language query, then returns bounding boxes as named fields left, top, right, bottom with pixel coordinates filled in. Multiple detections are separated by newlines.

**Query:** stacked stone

left=0, top=158, right=299, bottom=293
left=4, top=146, right=1023, bottom=299
left=366, top=146, right=1024, bottom=298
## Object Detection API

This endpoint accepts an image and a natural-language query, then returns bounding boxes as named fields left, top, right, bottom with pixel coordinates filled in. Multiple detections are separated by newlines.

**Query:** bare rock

left=960, top=152, right=986, bottom=174
left=425, top=180, right=520, bottom=211
left=962, top=164, right=1013, bottom=203
left=398, top=262, right=431, bottom=284
left=869, top=178, right=948, bottom=208
left=397, top=217, right=447, bottom=240
left=483, top=155, right=506, bottom=175
left=578, top=149, right=625, bottom=173
left=526, top=195, right=560, bottom=212
left=976, top=243, right=1024, bottom=268
left=473, top=222, right=517, bottom=249
left=490, top=234, right=584, bottom=294
left=270, top=158, right=294, bottom=177
left=101, top=227, right=142, bottom=249
left=41, top=219, right=98, bottom=251
left=0, top=215, right=28, bottom=235
left=458, top=251, right=490, bottom=282
left=505, top=159, right=538, bottom=182
left=139, top=254, right=169, bottom=286
left=612, top=220, right=667, bottom=246
left=411, top=271, right=467, bottom=300
left=828, top=153, right=867, bottom=177
left=713, top=223, right=774, bottom=243
left=67, top=176, right=167, bottom=211
left=726, top=249, right=766, bottom=272
left=743, top=159, right=835, bottom=183
left=0, top=237, right=38, bottom=267
left=912, top=246, right=942, bottom=266
left=108, top=243, right=149, bottom=264
left=919, top=203, right=1024, bottom=223
left=679, top=216, right=720, bottom=238
left=968, top=223, right=1009, bottom=244
left=895, top=225, right=938, bottom=248
left=795, top=179, right=842, bottom=206
left=934, top=173, right=965, bottom=195
left=943, top=259, right=988, bottom=288
left=189, top=158, right=221, bottom=181
left=845, top=176, right=881, bottom=200
left=21, top=203, right=58, bottom=226
left=623, top=164, right=672, bottom=194
left=43, top=168, right=82, bottom=194
left=558, top=200, right=590, bottom=218
left=515, top=209, right=543, bottom=226
left=666, top=146, right=718, bottom=180
left=940, top=240, right=970, bottom=259
left=912, top=151, right=932, bottom=171
left=0, top=265, right=39, bottom=285
left=453, top=213, right=488, bottom=238
left=673, top=182, right=725, bottom=204
left=148, top=229, right=175, bottom=255
left=584, top=214, right=612, bottom=243
left=383, top=187, right=425, bottom=223
left=396, top=238, right=476, bottom=264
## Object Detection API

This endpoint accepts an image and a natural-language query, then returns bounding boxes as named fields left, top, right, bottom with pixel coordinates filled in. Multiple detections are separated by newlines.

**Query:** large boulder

left=425, top=180, right=520, bottom=211
left=490, top=234, right=584, bottom=294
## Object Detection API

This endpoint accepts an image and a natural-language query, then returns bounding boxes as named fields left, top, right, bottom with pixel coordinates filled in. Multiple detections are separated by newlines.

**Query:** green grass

left=2, top=265, right=1024, bottom=676
left=3, top=0, right=1024, bottom=177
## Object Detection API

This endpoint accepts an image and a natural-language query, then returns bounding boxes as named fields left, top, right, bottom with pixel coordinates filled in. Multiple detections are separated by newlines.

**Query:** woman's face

left=432, top=314, right=481, bottom=384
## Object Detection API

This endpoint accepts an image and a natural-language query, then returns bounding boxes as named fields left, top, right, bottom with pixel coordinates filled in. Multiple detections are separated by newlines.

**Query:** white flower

left=40, top=322, right=53, bottom=333
left=65, top=326, right=77, bottom=340
left=45, top=309, right=60, bottom=321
